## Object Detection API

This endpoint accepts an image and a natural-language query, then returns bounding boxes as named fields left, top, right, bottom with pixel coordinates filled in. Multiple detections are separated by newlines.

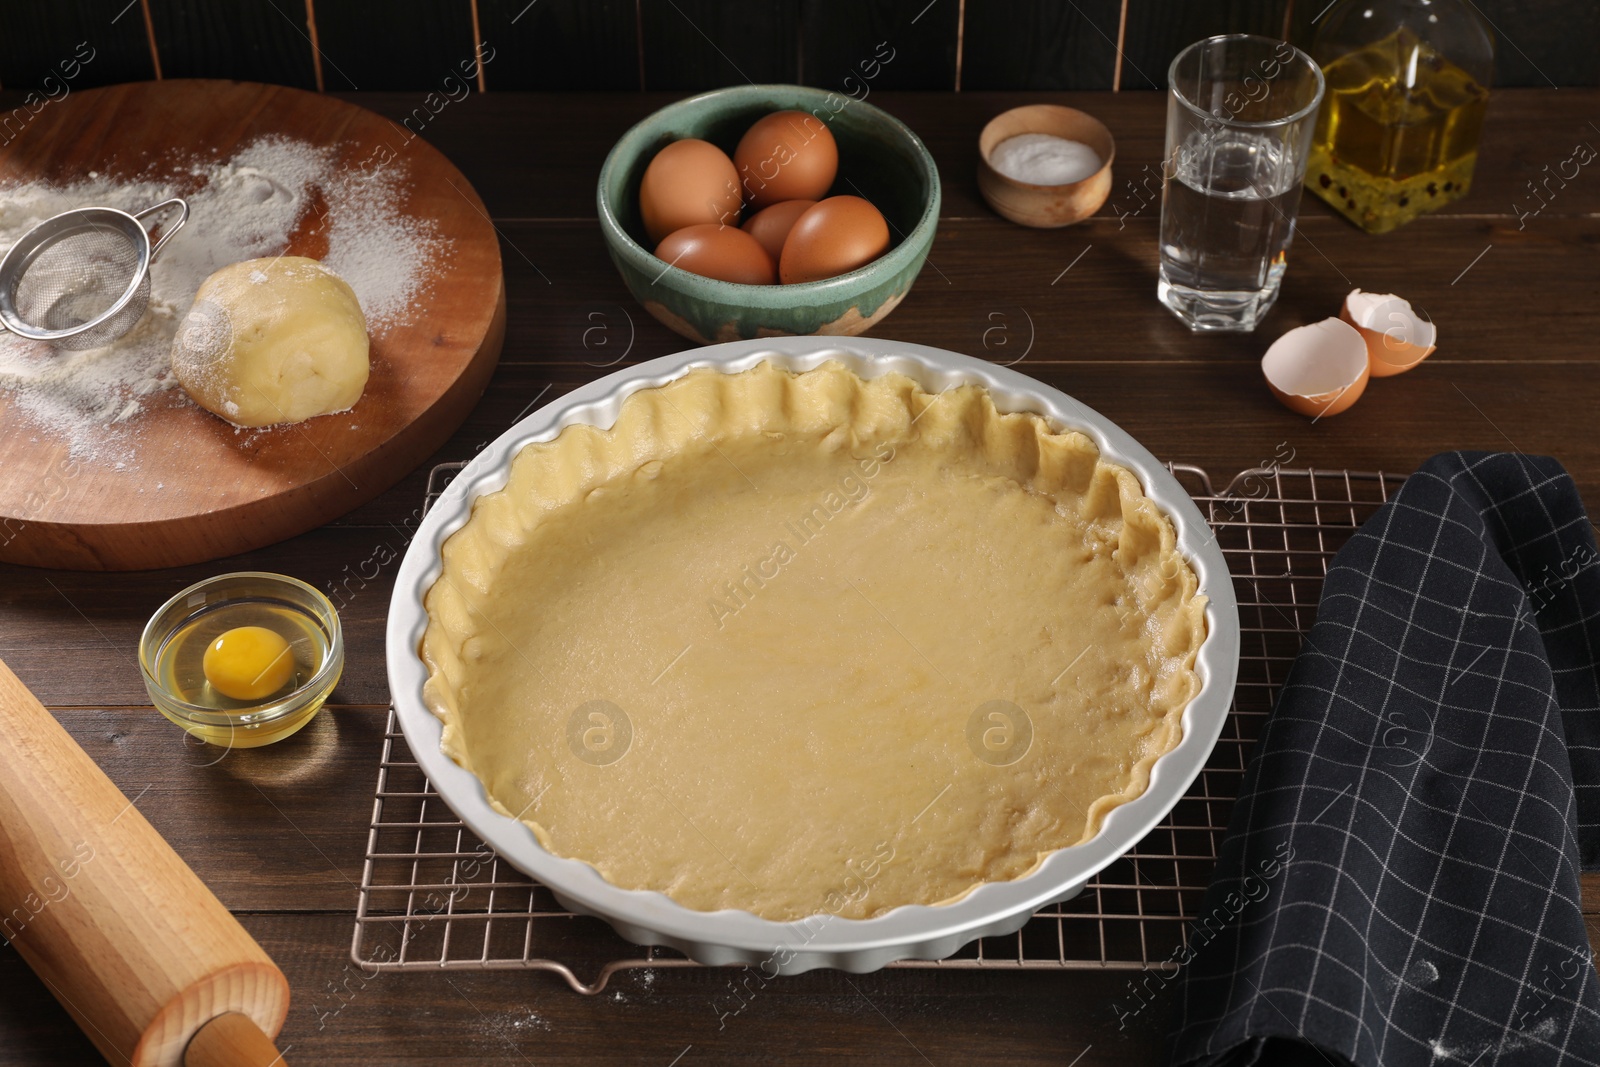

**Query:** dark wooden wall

left=0, top=0, right=1592, bottom=93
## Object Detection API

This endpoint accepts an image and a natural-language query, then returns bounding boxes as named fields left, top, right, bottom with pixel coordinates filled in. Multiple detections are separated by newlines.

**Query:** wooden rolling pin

left=0, top=657, right=290, bottom=1067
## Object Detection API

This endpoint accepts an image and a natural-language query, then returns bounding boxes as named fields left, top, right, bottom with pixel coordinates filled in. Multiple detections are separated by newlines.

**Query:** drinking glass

left=1157, top=35, right=1325, bottom=332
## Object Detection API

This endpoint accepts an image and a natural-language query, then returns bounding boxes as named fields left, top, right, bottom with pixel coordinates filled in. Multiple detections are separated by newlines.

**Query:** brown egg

left=734, top=111, right=838, bottom=209
left=639, top=139, right=742, bottom=244
left=778, top=196, right=891, bottom=284
left=655, top=224, right=776, bottom=285
left=741, top=199, right=816, bottom=262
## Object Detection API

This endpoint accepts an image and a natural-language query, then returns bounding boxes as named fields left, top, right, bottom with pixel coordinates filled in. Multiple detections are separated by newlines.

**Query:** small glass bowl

left=139, top=571, right=344, bottom=748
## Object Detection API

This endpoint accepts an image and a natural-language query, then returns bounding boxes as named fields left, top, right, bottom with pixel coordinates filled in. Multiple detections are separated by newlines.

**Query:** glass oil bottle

left=1306, top=0, right=1494, bottom=234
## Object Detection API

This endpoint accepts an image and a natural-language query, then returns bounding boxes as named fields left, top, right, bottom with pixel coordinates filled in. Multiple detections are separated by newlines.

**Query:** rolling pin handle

left=184, top=1012, right=289, bottom=1067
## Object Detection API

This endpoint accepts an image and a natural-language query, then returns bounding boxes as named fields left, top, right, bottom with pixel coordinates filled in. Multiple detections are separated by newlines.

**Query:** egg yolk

left=203, top=625, right=294, bottom=701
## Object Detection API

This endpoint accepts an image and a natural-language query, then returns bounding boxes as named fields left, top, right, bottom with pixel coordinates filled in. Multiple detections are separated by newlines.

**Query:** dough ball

left=172, top=256, right=370, bottom=428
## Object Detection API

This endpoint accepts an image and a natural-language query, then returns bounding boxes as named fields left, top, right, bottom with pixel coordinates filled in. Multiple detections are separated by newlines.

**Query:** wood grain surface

left=476, top=0, right=640, bottom=91
left=0, top=80, right=505, bottom=570
left=0, top=87, right=1596, bottom=1066
left=961, top=0, right=1123, bottom=90
left=0, top=5, right=156, bottom=91
left=311, top=0, right=479, bottom=92
left=145, top=0, right=319, bottom=89
left=0, top=659, right=289, bottom=1067
left=800, top=0, right=959, bottom=92
left=638, top=0, right=799, bottom=89
left=1116, top=0, right=1294, bottom=90
left=183, top=1013, right=290, bottom=1067
left=4, top=1, right=1593, bottom=93
left=366, top=88, right=1600, bottom=221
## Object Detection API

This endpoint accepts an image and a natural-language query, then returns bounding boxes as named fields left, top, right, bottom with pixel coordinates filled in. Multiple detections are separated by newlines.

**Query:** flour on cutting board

left=0, top=135, right=446, bottom=461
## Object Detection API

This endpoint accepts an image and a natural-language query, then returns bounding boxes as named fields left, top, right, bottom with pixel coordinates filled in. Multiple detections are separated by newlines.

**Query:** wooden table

left=2, top=87, right=1597, bottom=1066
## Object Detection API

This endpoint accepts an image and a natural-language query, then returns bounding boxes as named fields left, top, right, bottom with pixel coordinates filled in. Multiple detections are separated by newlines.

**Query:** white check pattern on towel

left=1170, top=452, right=1600, bottom=1067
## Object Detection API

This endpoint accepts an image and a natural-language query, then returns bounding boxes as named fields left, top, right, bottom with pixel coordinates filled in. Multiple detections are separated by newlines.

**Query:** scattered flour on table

left=0, top=136, right=446, bottom=461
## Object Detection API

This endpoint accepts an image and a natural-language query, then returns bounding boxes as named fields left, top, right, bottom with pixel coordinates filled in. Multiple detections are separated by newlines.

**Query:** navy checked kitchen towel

left=1168, top=452, right=1600, bottom=1066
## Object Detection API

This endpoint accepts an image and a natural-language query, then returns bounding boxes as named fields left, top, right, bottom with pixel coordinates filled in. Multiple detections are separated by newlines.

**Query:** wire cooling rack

left=352, top=460, right=1405, bottom=993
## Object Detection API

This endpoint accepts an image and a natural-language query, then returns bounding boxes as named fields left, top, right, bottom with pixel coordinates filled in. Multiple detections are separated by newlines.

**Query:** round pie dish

left=387, top=336, right=1240, bottom=974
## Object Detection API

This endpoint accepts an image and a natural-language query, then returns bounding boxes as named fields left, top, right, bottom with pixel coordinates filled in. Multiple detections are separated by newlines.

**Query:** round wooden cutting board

left=0, top=80, right=505, bottom=570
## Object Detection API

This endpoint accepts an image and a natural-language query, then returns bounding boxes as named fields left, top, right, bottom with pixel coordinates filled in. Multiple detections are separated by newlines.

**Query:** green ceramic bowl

left=597, top=84, right=941, bottom=344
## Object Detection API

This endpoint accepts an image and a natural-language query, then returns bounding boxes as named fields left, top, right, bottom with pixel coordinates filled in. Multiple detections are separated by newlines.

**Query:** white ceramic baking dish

left=386, top=335, right=1240, bottom=974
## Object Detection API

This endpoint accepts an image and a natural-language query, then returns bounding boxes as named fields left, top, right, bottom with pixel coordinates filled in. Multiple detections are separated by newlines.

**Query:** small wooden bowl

left=977, top=105, right=1115, bottom=228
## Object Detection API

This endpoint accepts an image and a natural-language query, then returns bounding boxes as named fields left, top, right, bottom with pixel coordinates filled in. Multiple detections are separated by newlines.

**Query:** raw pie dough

left=422, top=362, right=1207, bottom=921
left=172, top=256, right=369, bottom=428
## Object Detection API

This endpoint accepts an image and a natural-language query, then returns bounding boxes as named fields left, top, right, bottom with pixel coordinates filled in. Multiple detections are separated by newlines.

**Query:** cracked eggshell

left=1340, top=289, right=1437, bottom=377
left=1262, top=317, right=1370, bottom=419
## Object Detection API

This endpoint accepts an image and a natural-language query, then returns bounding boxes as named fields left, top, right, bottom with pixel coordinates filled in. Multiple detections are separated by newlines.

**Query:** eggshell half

left=1262, top=317, right=1370, bottom=419
left=1340, top=288, right=1437, bottom=377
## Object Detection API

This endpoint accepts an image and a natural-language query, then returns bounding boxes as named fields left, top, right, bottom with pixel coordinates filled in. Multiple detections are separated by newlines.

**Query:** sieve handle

left=134, top=197, right=189, bottom=260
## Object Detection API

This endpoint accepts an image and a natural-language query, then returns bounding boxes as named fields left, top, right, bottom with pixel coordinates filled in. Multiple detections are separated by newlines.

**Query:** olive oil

left=1306, top=1, right=1494, bottom=235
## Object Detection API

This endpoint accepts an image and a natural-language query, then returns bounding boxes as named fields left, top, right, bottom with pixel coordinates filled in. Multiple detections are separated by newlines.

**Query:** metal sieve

left=0, top=197, right=188, bottom=350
